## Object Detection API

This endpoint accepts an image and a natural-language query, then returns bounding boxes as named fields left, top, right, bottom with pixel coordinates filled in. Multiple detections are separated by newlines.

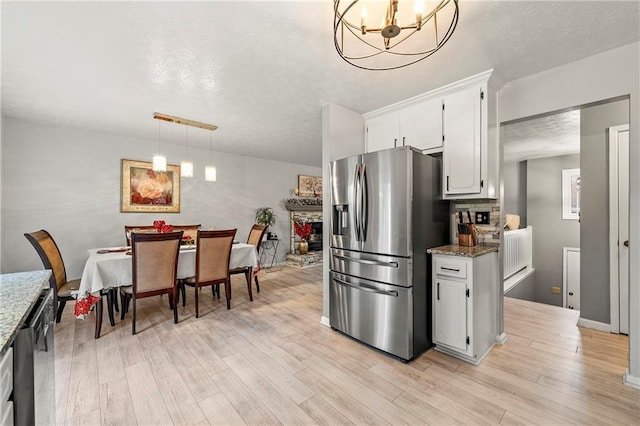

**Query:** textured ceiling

left=503, top=110, right=581, bottom=163
left=2, top=1, right=639, bottom=167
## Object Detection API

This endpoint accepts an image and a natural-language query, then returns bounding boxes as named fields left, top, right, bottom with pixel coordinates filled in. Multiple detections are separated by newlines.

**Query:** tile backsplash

left=453, top=199, right=501, bottom=245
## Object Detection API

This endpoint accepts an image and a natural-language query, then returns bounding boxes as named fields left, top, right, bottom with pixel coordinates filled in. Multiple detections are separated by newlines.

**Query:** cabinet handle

left=446, top=176, right=450, bottom=191
left=441, top=267, right=460, bottom=272
left=437, top=282, right=440, bottom=300
left=394, top=138, right=397, bottom=148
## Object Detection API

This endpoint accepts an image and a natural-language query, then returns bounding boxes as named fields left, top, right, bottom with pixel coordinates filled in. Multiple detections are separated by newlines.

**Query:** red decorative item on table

left=153, top=220, right=174, bottom=233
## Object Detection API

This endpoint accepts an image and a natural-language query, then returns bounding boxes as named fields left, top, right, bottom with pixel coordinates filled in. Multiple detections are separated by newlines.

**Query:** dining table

left=73, top=243, right=259, bottom=337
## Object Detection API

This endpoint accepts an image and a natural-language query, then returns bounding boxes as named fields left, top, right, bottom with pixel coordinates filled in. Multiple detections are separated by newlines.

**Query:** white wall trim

left=577, top=317, right=611, bottom=333
left=609, top=124, right=630, bottom=334
left=320, top=316, right=331, bottom=328
left=495, top=332, right=508, bottom=345
left=623, top=370, right=640, bottom=389
left=504, top=267, right=535, bottom=294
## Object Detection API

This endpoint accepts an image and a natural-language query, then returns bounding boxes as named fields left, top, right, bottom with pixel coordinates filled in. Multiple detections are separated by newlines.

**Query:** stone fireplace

left=285, top=201, right=323, bottom=267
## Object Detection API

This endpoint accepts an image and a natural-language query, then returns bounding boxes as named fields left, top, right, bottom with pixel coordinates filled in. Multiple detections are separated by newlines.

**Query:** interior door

left=618, top=128, right=630, bottom=334
left=564, top=247, right=581, bottom=310
left=609, top=124, right=630, bottom=334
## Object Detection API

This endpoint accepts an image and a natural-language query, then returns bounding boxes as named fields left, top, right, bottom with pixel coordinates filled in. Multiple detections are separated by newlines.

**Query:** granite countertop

left=0, top=270, right=51, bottom=354
left=427, top=244, right=499, bottom=258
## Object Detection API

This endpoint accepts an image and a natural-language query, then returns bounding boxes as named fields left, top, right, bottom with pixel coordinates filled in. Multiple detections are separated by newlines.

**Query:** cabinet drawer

left=435, top=257, right=468, bottom=279
left=0, top=348, right=12, bottom=402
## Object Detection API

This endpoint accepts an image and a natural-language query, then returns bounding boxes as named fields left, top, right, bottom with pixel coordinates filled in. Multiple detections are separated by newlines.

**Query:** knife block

left=458, top=224, right=478, bottom=247
left=458, top=233, right=474, bottom=247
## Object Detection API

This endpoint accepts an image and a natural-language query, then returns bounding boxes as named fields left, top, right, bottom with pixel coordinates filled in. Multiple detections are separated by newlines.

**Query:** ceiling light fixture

left=205, top=131, right=217, bottom=182
left=333, top=0, right=459, bottom=71
left=152, top=120, right=167, bottom=172
left=152, top=112, right=217, bottom=180
left=181, top=124, right=194, bottom=178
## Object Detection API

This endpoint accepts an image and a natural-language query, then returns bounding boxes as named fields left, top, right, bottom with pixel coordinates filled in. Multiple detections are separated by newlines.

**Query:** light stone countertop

left=0, top=270, right=51, bottom=354
left=427, top=244, right=499, bottom=258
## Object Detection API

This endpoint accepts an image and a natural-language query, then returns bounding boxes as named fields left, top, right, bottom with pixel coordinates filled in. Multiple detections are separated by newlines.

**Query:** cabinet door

left=443, top=86, right=482, bottom=194
left=434, top=278, right=468, bottom=351
left=365, top=112, right=399, bottom=153
left=399, top=98, right=443, bottom=151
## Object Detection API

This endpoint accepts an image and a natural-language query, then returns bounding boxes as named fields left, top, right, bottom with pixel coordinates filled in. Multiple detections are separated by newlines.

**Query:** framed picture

left=562, top=168, right=580, bottom=220
left=121, top=159, right=180, bottom=213
left=297, top=175, right=322, bottom=197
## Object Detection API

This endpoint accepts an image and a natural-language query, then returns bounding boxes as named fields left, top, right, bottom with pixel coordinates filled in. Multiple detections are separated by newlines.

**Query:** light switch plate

left=475, top=211, right=490, bottom=225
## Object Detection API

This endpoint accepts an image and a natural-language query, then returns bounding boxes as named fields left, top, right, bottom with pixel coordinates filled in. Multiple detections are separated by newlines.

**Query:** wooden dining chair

left=230, top=224, right=267, bottom=294
left=124, top=224, right=201, bottom=245
left=24, top=230, right=81, bottom=323
left=119, top=231, right=182, bottom=334
left=179, top=229, right=236, bottom=315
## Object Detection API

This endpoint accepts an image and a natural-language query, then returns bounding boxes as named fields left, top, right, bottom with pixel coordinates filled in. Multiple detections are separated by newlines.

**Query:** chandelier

left=333, top=0, right=459, bottom=71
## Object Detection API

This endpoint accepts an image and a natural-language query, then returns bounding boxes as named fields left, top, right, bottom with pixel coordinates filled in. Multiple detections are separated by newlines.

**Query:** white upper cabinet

left=363, top=69, right=498, bottom=199
left=365, top=98, right=444, bottom=153
left=443, top=85, right=483, bottom=196
left=365, top=111, right=399, bottom=153
left=399, top=98, right=443, bottom=151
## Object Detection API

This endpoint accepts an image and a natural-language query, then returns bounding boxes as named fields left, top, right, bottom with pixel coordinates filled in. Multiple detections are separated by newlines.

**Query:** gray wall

left=1, top=117, right=321, bottom=278
left=527, top=154, right=580, bottom=306
left=580, top=99, right=629, bottom=323
left=498, top=40, right=640, bottom=388
left=503, top=160, right=527, bottom=226
left=505, top=273, right=536, bottom=302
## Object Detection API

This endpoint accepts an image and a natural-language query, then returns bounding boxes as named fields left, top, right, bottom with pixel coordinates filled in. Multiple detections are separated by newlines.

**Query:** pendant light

left=152, top=120, right=167, bottom=172
left=205, top=130, right=217, bottom=182
left=180, top=124, right=194, bottom=178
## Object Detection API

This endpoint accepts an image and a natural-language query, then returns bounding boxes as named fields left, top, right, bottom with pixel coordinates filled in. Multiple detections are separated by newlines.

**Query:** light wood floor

left=55, top=266, right=640, bottom=425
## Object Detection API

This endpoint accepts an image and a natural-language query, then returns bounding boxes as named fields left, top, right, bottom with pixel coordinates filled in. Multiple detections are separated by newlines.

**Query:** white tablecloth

left=77, top=243, right=258, bottom=297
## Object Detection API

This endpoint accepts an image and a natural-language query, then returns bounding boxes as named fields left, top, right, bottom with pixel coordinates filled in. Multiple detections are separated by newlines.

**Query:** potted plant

left=255, top=207, right=276, bottom=238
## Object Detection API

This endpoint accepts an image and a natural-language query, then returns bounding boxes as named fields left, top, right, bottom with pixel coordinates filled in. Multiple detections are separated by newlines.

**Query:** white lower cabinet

left=432, top=251, right=497, bottom=364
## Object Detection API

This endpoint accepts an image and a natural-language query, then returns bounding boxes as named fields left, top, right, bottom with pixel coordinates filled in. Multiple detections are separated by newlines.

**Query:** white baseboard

left=495, top=332, right=508, bottom=345
left=624, top=369, right=640, bottom=389
left=577, top=317, right=611, bottom=333
left=504, top=267, right=535, bottom=294
left=320, top=316, right=330, bottom=327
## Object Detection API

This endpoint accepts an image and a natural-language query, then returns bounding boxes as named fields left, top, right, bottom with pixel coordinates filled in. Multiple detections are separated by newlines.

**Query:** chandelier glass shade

left=152, top=120, right=167, bottom=172
left=181, top=124, right=194, bottom=178
left=334, top=0, right=459, bottom=70
left=205, top=130, right=217, bottom=182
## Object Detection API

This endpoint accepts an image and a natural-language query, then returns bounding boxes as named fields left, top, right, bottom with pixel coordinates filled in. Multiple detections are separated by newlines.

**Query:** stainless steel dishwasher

left=13, top=287, right=55, bottom=425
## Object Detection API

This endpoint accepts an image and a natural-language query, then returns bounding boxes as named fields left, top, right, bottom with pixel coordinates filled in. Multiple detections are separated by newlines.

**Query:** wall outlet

left=552, top=286, right=561, bottom=294
left=475, top=211, right=490, bottom=225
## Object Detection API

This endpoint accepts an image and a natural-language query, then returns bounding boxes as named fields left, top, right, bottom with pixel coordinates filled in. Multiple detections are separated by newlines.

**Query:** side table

left=259, top=238, right=280, bottom=268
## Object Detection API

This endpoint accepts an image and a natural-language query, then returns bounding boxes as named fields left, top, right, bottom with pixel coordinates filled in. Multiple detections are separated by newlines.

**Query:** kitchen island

left=0, top=270, right=52, bottom=426
left=0, top=270, right=51, bottom=354
left=428, top=244, right=498, bottom=364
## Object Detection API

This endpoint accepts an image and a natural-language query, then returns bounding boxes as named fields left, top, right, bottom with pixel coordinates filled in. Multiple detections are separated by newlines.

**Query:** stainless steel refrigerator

left=329, top=146, right=449, bottom=360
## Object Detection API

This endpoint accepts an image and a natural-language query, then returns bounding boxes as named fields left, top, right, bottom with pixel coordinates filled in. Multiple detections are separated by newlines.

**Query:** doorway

left=609, top=124, right=630, bottom=335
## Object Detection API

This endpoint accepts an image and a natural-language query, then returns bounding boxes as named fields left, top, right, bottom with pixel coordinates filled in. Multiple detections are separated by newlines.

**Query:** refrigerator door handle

left=333, top=253, right=399, bottom=268
left=362, top=163, right=369, bottom=242
left=354, top=165, right=361, bottom=241
left=333, top=277, right=399, bottom=297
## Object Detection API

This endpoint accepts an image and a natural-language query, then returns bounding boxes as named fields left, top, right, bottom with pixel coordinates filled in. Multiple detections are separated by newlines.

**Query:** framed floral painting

left=298, top=175, right=322, bottom=197
left=121, top=159, right=180, bottom=213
